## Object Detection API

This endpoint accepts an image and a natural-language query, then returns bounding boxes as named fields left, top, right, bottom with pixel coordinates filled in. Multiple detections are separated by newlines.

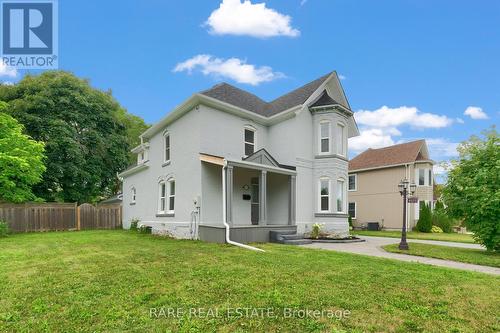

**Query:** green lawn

left=1, top=231, right=499, bottom=332
left=383, top=243, right=500, bottom=268
left=353, top=230, right=476, bottom=243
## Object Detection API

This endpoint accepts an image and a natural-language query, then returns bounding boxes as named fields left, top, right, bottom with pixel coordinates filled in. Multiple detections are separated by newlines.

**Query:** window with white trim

left=348, top=174, right=357, bottom=191
left=319, top=121, right=330, bottom=154
left=348, top=202, right=356, bottom=219
left=131, top=187, right=136, bottom=204
left=164, top=133, right=170, bottom=163
left=336, top=123, right=345, bottom=156
left=158, top=179, right=175, bottom=214
left=244, top=128, right=255, bottom=156
left=418, top=169, right=425, bottom=186
left=319, top=178, right=330, bottom=212
left=416, top=168, right=433, bottom=186
left=337, top=179, right=345, bottom=212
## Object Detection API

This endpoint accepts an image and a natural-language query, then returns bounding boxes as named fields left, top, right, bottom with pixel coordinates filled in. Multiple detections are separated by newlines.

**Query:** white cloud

left=455, top=117, right=464, bottom=124
left=1, top=81, right=14, bottom=85
left=338, top=74, right=346, bottom=80
left=348, top=128, right=397, bottom=152
left=355, top=106, right=453, bottom=129
left=425, top=138, right=459, bottom=158
left=205, top=0, right=300, bottom=38
left=463, top=106, right=488, bottom=120
left=173, top=54, right=284, bottom=85
left=0, top=61, right=17, bottom=77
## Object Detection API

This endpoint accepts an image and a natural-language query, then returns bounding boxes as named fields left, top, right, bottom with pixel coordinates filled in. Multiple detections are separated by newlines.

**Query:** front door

left=251, top=177, right=259, bottom=225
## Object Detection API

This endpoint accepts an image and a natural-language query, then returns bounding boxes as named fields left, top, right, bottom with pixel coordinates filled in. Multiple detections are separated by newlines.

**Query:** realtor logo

left=1, top=0, right=58, bottom=69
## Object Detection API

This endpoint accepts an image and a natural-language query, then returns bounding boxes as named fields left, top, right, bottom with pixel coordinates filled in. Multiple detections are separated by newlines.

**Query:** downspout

left=222, top=160, right=265, bottom=252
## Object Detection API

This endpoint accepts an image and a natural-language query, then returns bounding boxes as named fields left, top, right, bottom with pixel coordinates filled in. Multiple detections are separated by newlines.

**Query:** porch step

left=282, top=239, right=313, bottom=245
left=269, top=230, right=312, bottom=245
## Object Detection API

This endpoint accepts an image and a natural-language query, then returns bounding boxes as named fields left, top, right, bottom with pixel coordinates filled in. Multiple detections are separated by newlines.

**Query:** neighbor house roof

left=200, top=71, right=340, bottom=117
left=349, top=140, right=428, bottom=171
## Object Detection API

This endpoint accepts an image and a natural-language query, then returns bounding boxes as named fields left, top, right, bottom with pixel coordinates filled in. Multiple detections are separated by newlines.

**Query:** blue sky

left=2, top=0, right=498, bottom=179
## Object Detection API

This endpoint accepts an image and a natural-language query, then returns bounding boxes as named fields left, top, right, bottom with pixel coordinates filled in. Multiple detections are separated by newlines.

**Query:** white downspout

left=222, top=160, right=265, bottom=252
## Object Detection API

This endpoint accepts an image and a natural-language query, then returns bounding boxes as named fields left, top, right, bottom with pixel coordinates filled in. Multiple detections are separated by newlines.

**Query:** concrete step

left=269, top=230, right=296, bottom=242
left=280, top=234, right=304, bottom=240
left=282, top=239, right=313, bottom=245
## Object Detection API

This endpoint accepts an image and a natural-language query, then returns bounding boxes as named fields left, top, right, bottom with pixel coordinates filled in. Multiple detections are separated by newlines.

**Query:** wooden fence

left=0, top=203, right=122, bottom=233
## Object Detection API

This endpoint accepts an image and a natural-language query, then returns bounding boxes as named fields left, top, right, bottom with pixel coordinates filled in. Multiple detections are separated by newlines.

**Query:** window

left=348, top=174, right=357, bottom=191
left=319, top=121, right=330, bottom=154
left=337, top=179, right=345, bottom=212
left=319, top=178, right=330, bottom=212
left=348, top=202, right=356, bottom=219
left=168, top=180, right=175, bottom=213
left=428, top=169, right=433, bottom=186
left=131, top=187, right=136, bottom=204
left=336, top=123, right=345, bottom=156
left=159, top=181, right=166, bottom=213
left=158, top=179, right=175, bottom=214
left=164, top=133, right=170, bottom=163
left=244, top=128, right=255, bottom=156
left=418, top=169, right=425, bottom=186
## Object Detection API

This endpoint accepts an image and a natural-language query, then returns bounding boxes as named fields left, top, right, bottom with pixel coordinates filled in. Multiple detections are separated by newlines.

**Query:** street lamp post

left=398, top=179, right=416, bottom=250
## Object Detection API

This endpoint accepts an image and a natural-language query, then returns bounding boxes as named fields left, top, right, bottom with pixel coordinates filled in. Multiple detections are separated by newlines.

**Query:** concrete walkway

left=302, top=236, right=500, bottom=276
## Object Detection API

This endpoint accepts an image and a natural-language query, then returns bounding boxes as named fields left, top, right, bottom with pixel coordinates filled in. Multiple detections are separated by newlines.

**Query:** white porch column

left=288, top=175, right=296, bottom=225
left=259, top=170, right=267, bottom=225
left=226, top=165, right=234, bottom=226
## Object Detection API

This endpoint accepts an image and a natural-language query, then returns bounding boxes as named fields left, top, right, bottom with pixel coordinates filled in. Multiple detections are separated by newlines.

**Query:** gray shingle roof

left=200, top=71, right=335, bottom=117
left=309, top=90, right=340, bottom=108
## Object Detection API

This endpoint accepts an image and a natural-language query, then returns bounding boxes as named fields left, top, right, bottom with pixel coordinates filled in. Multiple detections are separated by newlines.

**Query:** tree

left=416, top=203, right=432, bottom=233
left=442, top=128, right=499, bottom=251
left=0, top=103, right=46, bottom=202
left=0, top=71, right=137, bottom=203
left=113, top=108, right=149, bottom=164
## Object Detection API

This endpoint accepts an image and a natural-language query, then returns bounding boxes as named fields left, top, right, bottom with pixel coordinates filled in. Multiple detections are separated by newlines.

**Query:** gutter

left=222, top=160, right=265, bottom=252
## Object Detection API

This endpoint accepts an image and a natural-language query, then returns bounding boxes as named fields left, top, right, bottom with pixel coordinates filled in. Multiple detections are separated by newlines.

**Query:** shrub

left=416, top=203, right=432, bottom=233
left=431, top=226, right=443, bottom=233
left=138, top=224, right=152, bottom=234
left=129, top=218, right=140, bottom=231
left=310, top=223, right=323, bottom=239
left=0, top=220, right=10, bottom=237
left=432, top=209, right=453, bottom=233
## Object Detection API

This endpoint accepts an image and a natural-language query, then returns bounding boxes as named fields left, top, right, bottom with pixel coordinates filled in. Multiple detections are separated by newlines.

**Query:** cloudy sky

left=2, top=0, right=498, bottom=181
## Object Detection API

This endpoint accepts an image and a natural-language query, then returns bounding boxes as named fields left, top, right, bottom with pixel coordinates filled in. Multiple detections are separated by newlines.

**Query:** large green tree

left=0, top=102, right=46, bottom=202
left=113, top=107, right=149, bottom=164
left=442, top=128, right=499, bottom=251
left=0, top=71, right=139, bottom=203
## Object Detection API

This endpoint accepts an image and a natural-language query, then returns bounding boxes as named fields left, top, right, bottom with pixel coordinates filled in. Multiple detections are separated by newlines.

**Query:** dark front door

left=251, top=177, right=259, bottom=225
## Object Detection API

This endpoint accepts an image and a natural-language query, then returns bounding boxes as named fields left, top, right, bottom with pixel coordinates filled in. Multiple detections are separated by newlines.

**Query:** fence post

left=76, top=204, right=81, bottom=231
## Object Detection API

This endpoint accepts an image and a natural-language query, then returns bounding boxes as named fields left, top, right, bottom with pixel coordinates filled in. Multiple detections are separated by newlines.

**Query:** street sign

left=408, top=197, right=418, bottom=203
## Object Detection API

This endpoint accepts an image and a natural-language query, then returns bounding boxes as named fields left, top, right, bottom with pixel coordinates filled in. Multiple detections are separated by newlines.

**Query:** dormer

left=131, top=142, right=150, bottom=165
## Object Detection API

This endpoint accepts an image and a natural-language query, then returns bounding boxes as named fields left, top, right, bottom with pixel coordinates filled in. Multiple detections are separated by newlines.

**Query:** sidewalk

left=302, top=236, right=500, bottom=275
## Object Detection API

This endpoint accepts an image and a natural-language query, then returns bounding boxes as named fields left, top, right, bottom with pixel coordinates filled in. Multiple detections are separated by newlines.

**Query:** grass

left=383, top=243, right=500, bottom=268
left=0, top=231, right=498, bottom=332
left=353, top=230, right=476, bottom=243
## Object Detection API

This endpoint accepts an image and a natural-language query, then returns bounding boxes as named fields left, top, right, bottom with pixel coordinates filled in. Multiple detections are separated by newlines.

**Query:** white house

left=119, top=71, right=359, bottom=243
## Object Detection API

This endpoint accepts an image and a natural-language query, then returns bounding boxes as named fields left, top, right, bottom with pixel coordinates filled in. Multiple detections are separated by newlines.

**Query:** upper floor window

left=337, top=179, right=345, bottom=212
left=348, top=174, right=357, bottom=191
left=319, top=121, right=330, bottom=154
left=319, top=178, right=330, bottom=212
left=417, top=168, right=432, bottom=186
left=336, top=123, right=346, bottom=156
left=244, top=127, right=255, bottom=156
left=164, top=133, right=170, bottom=163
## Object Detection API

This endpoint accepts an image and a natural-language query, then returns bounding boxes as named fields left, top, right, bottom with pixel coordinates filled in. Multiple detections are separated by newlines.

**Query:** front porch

left=199, top=150, right=297, bottom=243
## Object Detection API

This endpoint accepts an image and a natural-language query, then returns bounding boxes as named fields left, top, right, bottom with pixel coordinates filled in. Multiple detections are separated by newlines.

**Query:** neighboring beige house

left=348, top=140, right=434, bottom=230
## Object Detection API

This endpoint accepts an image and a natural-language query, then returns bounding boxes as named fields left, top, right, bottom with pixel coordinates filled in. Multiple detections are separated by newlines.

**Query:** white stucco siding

left=199, top=105, right=268, bottom=159
left=267, top=173, right=290, bottom=225
left=122, top=107, right=202, bottom=238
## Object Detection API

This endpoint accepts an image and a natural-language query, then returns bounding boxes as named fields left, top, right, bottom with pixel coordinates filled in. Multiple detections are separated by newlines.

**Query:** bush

left=310, top=223, right=323, bottom=239
left=431, top=226, right=443, bottom=233
left=0, top=220, right=10, bottom=237
left=432, top=209, right=453, bottom=233
left=416, top=203, right=432, bottom=233
left=129, top=218, right=140, bottom=231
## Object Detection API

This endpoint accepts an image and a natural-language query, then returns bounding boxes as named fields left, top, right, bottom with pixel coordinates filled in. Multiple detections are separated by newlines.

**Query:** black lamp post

left=398, top=179, right=416, bottom=250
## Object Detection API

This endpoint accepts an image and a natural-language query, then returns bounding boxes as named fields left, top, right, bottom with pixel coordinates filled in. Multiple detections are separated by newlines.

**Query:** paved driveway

left=301, top=236, right=500, bottom=275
